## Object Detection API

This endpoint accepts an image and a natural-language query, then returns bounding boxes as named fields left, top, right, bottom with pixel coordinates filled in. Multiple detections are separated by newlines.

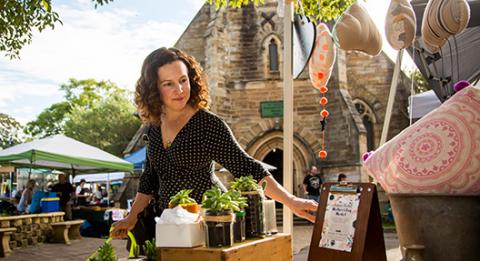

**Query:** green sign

left=260, top=101, right=283, bottom=118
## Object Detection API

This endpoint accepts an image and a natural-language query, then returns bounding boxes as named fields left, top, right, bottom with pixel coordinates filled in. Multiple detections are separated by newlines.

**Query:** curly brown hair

left=135, top=47, right=210, bottom=125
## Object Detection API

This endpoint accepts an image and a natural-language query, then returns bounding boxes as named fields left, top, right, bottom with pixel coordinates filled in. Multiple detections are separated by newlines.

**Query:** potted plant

left=168, top=189, right=200, bottom=213
left=230, top=176, right=265, bottom=238
left=201, top=186, right=240, bottom=247
left=142, top=239, right=156, bottom=261
left=87, top=241, right=116, bottom=261
left=229, top=190, right=248, bottom=242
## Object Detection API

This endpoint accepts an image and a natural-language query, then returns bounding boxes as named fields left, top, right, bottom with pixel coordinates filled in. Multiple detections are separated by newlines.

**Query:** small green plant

left=87, top=241, right=116, bottom=261
left=202, top=186, right=247, bottom=213
left=143, top=239, right=156, bottom=261
left=169, top=189, right=196, bottom=207
left=169, top=189, right=200, bottom=213
left=230, top=176, right=261, bottom=192
left=229, top=190, right=248, bottom=211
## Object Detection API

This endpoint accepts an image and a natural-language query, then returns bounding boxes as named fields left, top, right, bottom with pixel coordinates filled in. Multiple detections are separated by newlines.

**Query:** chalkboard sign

left=308, top=183, right=386, bottom=261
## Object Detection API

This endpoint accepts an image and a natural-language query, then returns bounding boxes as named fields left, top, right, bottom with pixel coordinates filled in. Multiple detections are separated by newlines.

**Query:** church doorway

left=263, top=149, right=283, bottom=186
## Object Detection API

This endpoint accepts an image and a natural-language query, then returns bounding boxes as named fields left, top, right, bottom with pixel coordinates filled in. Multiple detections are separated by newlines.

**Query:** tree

left=24, top=78, right=126, bottom=139
left=0, top=113, right=22, bottom=149
left=2, top=0, right=353, bottom=59
left=411, top=69, right=430, bottom=93
left=209, top=0, right=355, bottom=21
left=64, top=91, right=141, bottom=156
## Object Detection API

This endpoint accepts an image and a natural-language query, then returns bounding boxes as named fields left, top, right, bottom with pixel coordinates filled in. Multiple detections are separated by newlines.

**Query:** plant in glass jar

left=230, top=176, right=266, bottom=238
left=201, top=186, right=241, bottom=247
left=229, top=189, right=248, bottom=242
left=168, top=189, right=200, bottom=213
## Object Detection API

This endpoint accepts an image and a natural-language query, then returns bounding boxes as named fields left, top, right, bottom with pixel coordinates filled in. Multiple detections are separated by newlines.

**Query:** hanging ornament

left=385, top=0, right=416, bottom=50
left=320, top=97, right=328, bottom=105
left=309, top=23, right=336, bottom=90
left=318, top=150, right=328, bottom=159
left=421, top=0, right=470, bottom=52
left=320, top=109, right=329, bottom=118
left=319, top=86, right=328, bottom=93
left=333, top=2, right=382, bottom=56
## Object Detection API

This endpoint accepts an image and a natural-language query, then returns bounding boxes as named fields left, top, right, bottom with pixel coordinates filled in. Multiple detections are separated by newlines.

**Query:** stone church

left=124, top=1, right=411, bottom=198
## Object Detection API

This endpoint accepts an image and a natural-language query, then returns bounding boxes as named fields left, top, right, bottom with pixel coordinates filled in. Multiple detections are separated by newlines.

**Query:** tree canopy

left=24, top=78, right=123, bottom=139
left=0, top=113, right=22, bottom=149
left=1, top=0, right=354, bottom=59
left=24, top=78, right=140, bottom=156
left=209, top=0, right=355, bottom=22
left=64, top=91, right=141, bottom=157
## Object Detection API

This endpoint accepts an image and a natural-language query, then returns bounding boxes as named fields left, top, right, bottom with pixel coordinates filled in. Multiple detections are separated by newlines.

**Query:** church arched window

left=268, top=39, right=279, bottom=71
left=353, top=99, right=377, bottom=151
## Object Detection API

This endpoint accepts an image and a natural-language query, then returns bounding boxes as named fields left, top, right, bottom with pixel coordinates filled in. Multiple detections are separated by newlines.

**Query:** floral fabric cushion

left=364, top=86, right=480, bottom=195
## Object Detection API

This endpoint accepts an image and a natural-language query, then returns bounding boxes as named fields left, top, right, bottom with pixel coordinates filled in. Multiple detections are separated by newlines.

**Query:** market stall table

left=156, top=233, right=292, bottom=261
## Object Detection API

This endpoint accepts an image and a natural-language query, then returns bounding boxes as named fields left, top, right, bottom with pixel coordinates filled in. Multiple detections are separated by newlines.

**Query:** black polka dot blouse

left=138, top=109, right=271, bottom=210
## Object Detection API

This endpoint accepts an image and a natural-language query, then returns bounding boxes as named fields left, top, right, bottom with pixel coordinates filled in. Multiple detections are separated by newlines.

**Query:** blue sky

left=0, top=0, right=203, bottom=124
left=0, top=0, right=412, bottom=125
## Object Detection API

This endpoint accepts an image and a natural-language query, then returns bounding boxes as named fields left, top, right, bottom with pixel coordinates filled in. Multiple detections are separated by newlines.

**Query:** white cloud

left=0, top=4, right=186, bottom=122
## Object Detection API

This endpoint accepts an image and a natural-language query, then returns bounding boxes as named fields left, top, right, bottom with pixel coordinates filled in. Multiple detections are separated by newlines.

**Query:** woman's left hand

left=287, top=196, right=319, bottom=223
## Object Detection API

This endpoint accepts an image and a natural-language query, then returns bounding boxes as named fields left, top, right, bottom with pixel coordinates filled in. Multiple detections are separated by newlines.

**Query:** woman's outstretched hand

left=287, top=196, right=319, bottom=223
left=110, top=215, right=137, bottom=239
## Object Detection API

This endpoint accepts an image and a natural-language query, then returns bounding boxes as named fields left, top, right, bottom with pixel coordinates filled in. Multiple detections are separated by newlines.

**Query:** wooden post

left=282, top=0, right=294, bottom=235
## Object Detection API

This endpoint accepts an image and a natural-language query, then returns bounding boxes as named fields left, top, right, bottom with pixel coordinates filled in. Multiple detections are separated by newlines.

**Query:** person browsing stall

left=17, top=179, right=36, bottom=213
left=52, top=173, right=75, bottom=220
left=75, top=179, right=89, bottom=206
left=303, top=165, right=322, bottom=202
left=111, top=47, right=318, bottom=239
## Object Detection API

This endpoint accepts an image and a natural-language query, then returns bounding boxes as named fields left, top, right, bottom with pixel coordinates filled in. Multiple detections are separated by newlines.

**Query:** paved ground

left=3, top=225, right=401, bottom=260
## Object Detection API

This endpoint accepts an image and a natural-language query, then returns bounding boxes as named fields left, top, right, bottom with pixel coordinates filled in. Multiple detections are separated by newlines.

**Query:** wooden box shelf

left=157, top=233, right=292, bottom=261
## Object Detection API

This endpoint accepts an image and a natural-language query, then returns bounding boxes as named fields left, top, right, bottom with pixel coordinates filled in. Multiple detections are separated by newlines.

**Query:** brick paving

left=2, top=226, right=401, bottom=261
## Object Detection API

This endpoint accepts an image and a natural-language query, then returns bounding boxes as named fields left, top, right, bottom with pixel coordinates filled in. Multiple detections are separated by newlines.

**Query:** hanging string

left=439, top=47, right=447, bottom=98
left=447, top=39, right=455, bottom=97
left=452, top=35, right=461, bottom=88
left=409, top=42, right=416, bottom=126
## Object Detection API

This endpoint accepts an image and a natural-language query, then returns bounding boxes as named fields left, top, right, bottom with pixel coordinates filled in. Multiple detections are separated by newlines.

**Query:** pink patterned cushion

left=364, top=86, right=480, bottom=195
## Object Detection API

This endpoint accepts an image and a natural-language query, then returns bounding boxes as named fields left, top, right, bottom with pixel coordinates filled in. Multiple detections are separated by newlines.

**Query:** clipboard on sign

left=308, top=183, right=386, bottom=261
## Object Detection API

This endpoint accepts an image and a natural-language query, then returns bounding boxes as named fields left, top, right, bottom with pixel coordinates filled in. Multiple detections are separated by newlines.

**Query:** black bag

left=126, top=124, right=162, bottom=253
left=126, top=199, right=162, bottom=253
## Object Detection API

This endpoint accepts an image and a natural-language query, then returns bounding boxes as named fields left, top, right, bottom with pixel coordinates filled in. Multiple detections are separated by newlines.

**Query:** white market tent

left=73, top=172, right=125, bottom=183
left=409, top=90, right=442, bottom=119
left=0, top=134, right=133, bottom=173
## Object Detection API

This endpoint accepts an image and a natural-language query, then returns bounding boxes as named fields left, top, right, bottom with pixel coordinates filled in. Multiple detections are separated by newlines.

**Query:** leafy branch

left=207, top=0, right=355, bottom=22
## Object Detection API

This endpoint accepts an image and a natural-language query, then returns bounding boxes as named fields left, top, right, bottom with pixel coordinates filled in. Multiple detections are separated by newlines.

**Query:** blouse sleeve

left=138, top=148, right=159, bottom=196
left=207, top=116, right=270, bottom=182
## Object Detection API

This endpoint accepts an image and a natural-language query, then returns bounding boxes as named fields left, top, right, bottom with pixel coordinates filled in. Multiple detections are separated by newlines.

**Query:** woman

left=17, top=179, right=36, bottom=213
left=111, top=47, right=318, bottom=238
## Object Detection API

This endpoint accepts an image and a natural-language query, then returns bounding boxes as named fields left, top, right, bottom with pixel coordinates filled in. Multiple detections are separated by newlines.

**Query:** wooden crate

left=157, top=233, right=292, bottom=261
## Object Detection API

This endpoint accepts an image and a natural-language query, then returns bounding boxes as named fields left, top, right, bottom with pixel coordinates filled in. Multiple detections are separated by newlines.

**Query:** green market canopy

left=0, top=134, right=133, bottom=173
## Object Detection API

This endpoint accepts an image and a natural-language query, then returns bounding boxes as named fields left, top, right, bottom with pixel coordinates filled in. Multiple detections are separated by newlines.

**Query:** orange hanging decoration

left=320, top=109, right=329, bottom=118
left=320, top=97, right=328, bottom=105
left=318, top=150, right=327, bottom=159
left=319, top=86, right=328, bottom=93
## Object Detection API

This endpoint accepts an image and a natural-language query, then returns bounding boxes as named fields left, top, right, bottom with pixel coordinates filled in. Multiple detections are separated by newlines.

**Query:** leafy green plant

left=207, top=0, right=356, bottom=22
left=229, top=190, right=248, bottom=211
left=230, top=176, right=261, bottom=192
left=169, top=189, right=196, bottom=207
left=87, top=241, right=116, bottom=261
left=202, top=186, right=248, bottom=213
left=143, top=239, right=156, bottom=261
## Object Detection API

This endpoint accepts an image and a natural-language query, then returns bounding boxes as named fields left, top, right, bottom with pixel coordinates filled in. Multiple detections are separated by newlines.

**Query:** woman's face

left=157, top=60, right=191, bottom=112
